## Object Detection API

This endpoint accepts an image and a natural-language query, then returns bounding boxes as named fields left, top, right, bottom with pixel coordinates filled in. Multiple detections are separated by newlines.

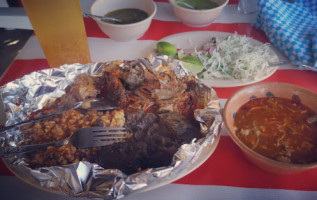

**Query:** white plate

left=160, top=31, right=279, bottom=88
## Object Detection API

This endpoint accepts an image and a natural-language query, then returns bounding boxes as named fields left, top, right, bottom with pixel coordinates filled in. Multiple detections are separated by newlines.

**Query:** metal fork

left=268, top=60, right=317, bottom=72
left=0, top=127, right=127, bottom=158
left=0, top=98, right=117, bottom=133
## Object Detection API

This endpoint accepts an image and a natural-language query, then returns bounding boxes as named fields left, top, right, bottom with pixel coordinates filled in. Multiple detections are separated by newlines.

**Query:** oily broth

left=102, top=8, right=149, bottom=24
left=234, top=97, right=317, bottom=164
left=176, top=0, right=219, bottom=10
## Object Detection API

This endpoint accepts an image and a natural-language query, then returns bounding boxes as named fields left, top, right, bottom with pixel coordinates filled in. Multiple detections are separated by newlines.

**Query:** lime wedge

left=180, top=55, right=205, bottom=74
left=156, top=41, right=178, bottom=57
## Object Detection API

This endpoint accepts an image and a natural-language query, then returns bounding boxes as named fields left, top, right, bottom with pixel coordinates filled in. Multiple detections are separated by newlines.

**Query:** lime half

left=180, top=55, right=205, bottom=74
left=156, top=41, right=178, bottom=57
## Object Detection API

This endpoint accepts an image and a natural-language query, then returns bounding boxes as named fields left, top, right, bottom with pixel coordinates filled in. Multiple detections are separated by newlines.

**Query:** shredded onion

left=194, top=33, right=278, bottom=81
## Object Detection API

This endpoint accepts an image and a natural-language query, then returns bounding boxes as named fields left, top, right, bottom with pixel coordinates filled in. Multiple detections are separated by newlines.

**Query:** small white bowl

left=169, top=0, right=228, bottom=27
left=90, top=0, right=157, bottom=42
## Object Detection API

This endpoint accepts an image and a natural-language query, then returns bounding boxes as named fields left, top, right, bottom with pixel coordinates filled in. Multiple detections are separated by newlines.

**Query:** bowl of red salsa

left=223, top=82, right=317, bottom=174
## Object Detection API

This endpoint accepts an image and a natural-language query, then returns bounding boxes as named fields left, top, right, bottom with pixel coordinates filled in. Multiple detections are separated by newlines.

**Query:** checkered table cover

left=254, top=0, right=317, bottom=69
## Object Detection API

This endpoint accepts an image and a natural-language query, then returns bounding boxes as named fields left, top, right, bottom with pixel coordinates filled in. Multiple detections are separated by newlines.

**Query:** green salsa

left=176, top=0, right=219, bottom=10
left=102, top=8, right=149, bottom=25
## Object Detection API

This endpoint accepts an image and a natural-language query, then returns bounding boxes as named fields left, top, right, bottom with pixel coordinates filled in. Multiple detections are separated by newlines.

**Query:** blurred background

left=0, top=0, right=96, bottom=77
left=0, top=0, right=33, bottom=76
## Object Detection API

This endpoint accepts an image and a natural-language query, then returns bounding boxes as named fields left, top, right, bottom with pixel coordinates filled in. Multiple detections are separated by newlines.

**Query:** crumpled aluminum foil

left=0, top=57, right=222, bottom=199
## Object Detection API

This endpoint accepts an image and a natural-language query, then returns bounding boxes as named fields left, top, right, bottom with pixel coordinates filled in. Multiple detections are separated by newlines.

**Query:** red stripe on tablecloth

left=84, top=18, right=109, bottom=39
left=214, top=70, right=317, bottom=99
left=174, top=136, right=317, bottom=191
left=0, top=59, right=49, bottom=86
left=141, top=21, right=269, bottom=42
left=84, top=19, right=270, bottom=43
left=153, top=0, right=239, bottom=4
left=0, top=159, right=14, bottom=176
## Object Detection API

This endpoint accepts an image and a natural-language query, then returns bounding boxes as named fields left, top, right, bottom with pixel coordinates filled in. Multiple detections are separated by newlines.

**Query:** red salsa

left=234, top=97, right=317, bottom=164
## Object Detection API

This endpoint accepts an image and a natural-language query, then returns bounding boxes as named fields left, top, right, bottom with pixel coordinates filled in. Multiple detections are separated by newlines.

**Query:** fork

left=0, top=127, right=127, bottom=158
left=268, top=60, right=317, bottom=72
left=0, top=98, right=117, bottom=133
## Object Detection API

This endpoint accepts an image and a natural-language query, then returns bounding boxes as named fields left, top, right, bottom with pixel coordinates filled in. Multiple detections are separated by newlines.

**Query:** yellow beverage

left=21, top=0, right=91, bottom=68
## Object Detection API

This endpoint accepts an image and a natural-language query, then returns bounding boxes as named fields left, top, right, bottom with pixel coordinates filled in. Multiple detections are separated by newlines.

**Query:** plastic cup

left=237, top=0, right=259, bottom=14
left=21, top=0, right=91, bottom=68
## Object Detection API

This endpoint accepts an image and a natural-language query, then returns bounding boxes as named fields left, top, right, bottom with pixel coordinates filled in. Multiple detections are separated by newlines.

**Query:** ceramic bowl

left=90, top=0, right=156, bottom=42
left=223, top=82, right=317, bottom=174
left=169, top=0, right=228, bottom=27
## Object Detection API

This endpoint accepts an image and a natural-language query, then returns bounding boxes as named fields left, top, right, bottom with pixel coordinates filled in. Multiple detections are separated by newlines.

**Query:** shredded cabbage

left=193, top=33, right=278, bottom=81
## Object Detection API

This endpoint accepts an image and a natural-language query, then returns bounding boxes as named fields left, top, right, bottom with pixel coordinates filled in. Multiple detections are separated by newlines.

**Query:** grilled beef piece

left=96, top=110, right=202, bottom=175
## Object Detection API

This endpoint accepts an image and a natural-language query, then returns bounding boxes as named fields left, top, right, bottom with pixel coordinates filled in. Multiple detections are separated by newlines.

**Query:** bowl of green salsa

left=169, top=0, right=229, bottom=27
left=90, top=0, right=156, bottom=42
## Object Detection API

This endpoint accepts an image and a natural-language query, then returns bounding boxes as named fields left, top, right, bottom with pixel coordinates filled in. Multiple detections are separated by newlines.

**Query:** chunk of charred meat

left=54, top=74, right=99, bottom=110
left=159, top=112, right=202, bottom=143
left=153, top=72, right=199, bottom=119
left=97, top=71, right=129, bottom=108
left=122, top=60, right=146, bottom=90
left=100, top=60, right=124, bottom=79
left=172, top=90, right=198, bottom=120
left=132, top=82, right=160, bottom=113
left=153, top=71, right=187, bottom=101
left=122, top=93, right=156, bottom=113
left=97, top=110, right=202, bottom=174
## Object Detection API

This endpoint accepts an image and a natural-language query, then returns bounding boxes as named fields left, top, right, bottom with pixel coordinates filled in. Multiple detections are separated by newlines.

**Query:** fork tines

left=91, top=127, right=127, bottom=140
